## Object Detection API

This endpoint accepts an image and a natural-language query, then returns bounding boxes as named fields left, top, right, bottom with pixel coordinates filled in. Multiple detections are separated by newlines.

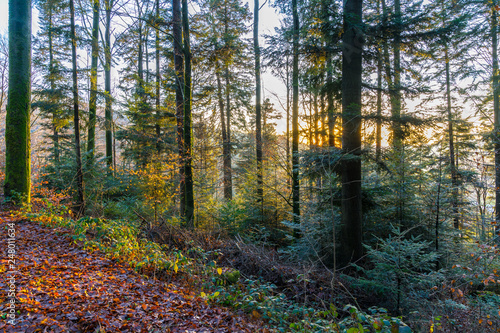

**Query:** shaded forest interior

left=3, top=0, right=500, bottom=331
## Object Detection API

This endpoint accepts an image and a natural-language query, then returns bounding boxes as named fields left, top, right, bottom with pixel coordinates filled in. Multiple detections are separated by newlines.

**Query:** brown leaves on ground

left=0, top=210, right=262, bottom=332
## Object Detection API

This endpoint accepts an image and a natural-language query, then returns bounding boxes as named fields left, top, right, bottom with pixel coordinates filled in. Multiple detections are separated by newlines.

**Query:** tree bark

left=254, top=0, right=263, bottom=205
left=173, top=0, right=185, bottom=216
left=5, top=0, right=31, bottom=202
left=492, top=4, right=500, bottom=239
left=87, top=0, right=99, bottom=160
left=70, top=0, right=85, bottom=215
left=182, top=0, right=194, bottom=228
left=104, top=0, right=113, bottom=167
left=292, top=0, right=300, bottom=235
left=155, top=0, right=161, bottom=154
left=341, top=0, right=363, bottom=263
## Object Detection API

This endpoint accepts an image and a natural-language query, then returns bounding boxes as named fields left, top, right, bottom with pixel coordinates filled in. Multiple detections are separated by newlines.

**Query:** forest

left=2, top=0, right=500, bottom=331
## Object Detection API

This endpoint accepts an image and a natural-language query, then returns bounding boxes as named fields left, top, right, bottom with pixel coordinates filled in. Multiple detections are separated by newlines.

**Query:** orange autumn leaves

left=0, top=210, right=261, bottom=332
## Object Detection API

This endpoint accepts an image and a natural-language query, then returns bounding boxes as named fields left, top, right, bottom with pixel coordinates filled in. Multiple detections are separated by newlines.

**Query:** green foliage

left=351, top=226, right=441, bottom=312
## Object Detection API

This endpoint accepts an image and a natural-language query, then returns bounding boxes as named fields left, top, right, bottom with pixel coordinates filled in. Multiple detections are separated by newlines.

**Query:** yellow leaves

left=217, top=268, right=222, bottom=275
left=252, top=310, right=261, bottom=319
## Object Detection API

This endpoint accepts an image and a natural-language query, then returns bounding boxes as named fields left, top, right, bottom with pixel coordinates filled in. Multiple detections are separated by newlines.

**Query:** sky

left=0, top=0, right=288, bottom=132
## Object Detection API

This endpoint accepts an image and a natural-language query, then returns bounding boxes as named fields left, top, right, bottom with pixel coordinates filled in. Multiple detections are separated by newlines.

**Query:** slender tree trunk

left=222, top=4, right=233, bottom=200
left=173, top=0, right=185, bottom=216
left=327, top=55, right=336, bottom=147
left=381, top=0, right=397, bottom=147
left=435, top=155, right=442, bottom=270
left=392, top=0, right=402, bottom=147
left=70, top=0, right=85, bottom=215
left=104, top=0, right=113, bottom=167
left=225, top=67, right=233, bottom=199
left=292, top=0, right=300, bottom=234
left=155, top=0, right=161, bottom=154
left=444, top=43, right=459, bottom=230
left=313, top=91, right=319, bottom=147
left=286, top=56, right=291, bottom=184
left=254, top=0, right=263, bottom=205
left=182, top=0, right=194, bottom=228
left=87, top=0, right=99, bottom=160
left=216, top=65, right=231, bottom=200
left=341, top=0, right=363, bottom=263
left=48, top=6, right=60, bottom=169
left=492, top=4, right=500, bottom=239
left=5, top=0, right=31, bottom=202
left=375, top=0, right=382, bottom=162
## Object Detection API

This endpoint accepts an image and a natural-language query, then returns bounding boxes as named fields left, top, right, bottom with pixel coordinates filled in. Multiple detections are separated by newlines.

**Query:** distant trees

left=4, top=0, right=32, bottom=202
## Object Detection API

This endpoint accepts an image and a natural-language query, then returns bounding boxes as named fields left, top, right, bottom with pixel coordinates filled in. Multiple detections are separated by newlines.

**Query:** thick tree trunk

left=492, top=5, right=500, bottom=239
left=70, top=0, right=85, bottom=215
left=182, top=0, right=194, bottom=228
left=5, top=0, right=31, bottom=202
left=87, top=0, right=99, bottom=160
left=104, top=0, right=113, bottom=167
left=292, top=0, right=300, bottom=234
left=341, top=0, right=363, bottom=263
left=254, top=0, right=263, bottom=205
left=173, top=0, right=185, bottom=216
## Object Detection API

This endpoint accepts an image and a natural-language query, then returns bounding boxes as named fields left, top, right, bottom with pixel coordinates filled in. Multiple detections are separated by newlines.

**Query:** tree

left=173, top=0, right=185, bottom=215
left=341, top=0, right=363, bottom=263
left=4, top=0, right=32, bottom=202
left=32, top=0, right=72, bottom=179
left=104, top=0, right=114, bottom=167
left=292, top=0, right=300, bottom=234
left=254, top=0, right=263, bottom=206
left=182, top=0, right=194, bottom=227
left=70, top=0, right=85, bottom=214
left=87, top=0, right=100, bottom=160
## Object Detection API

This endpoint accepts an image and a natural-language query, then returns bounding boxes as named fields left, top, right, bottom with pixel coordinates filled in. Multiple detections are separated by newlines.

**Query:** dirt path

left=0, top=209, right=261, bottom=332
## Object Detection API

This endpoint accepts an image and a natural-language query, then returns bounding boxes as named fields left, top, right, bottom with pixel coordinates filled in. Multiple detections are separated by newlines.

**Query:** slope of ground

left=0, top=208, right=262, bottom=332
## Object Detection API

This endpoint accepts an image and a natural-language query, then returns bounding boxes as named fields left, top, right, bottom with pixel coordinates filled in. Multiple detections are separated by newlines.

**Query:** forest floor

left=0, top=206, right=263, bottom=333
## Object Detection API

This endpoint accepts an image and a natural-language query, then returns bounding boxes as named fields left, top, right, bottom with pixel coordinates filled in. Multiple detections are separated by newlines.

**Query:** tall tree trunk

left=48, top=5, right=60, bottom=169
left=182, top=0, right=194, bottom=228
left=155, top=0, right=161, bottom=154
left=286, top=56, right=291, bottom=184
left=104, top=0, right=113, bottom=167
left=292, top=0, right=300, bottom=235
left=392, top=0, right=402, bottom=147
left=225, top=67, right=233, bottom=200
left=381, top=0, right=397, bottom=147
left=5, top=0, right=31, bottom=202
left=216, top=64, right=231, bottom=200
left=173, top=0, right=185, bottom=216
left=444, top=43, right=459, bottom=230
left=87, top=0, right=99, bottom=160
left=341, top=0, right=363, bottom=263
left=327, top=55, right=336, bottom=147
left=254, top=0, right=263, bottom=205
left=70, top=0, right=85, bottom=215
left=492, top=4, right=500, bottom=239
left=375, top=0, right=382, bottom=162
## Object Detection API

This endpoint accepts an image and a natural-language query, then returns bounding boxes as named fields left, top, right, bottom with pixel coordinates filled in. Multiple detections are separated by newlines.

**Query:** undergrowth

left=16, top=198, right=411, bottom=332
